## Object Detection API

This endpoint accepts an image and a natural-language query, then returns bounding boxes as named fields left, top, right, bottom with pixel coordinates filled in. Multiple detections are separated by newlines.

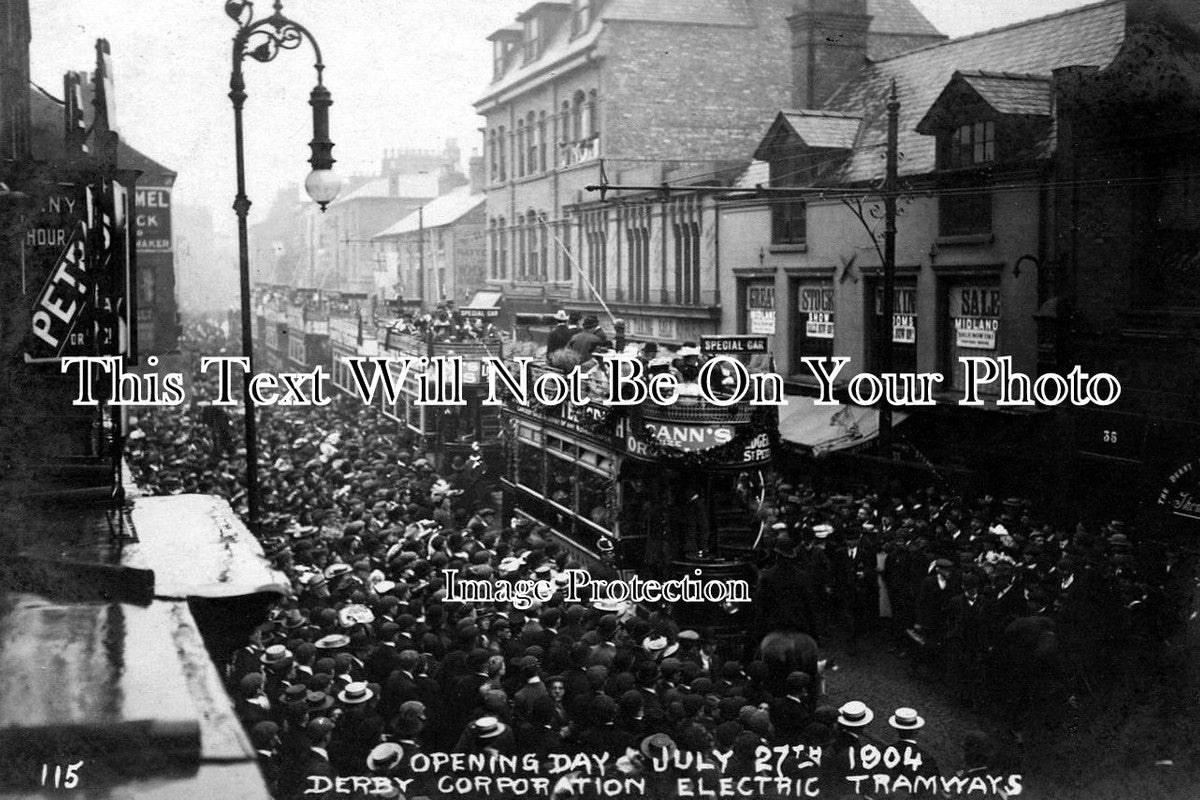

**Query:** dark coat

left=547, top=324, right=574, bottom=355
left=755, top=558, right=818, bottom=638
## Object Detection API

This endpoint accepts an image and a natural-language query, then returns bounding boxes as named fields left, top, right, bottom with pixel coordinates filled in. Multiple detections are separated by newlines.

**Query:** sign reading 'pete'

left=135, top=186, right=172, bottom=252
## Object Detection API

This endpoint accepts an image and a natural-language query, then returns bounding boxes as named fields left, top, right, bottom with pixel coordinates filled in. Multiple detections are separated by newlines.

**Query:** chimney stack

left=789, top=0, right=872, bottom=108
left=468, top=151, right=485, bottom=194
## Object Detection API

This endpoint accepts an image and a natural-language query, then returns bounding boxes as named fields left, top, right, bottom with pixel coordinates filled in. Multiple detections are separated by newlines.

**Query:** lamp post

left=226, top=0, right=343, bottom=525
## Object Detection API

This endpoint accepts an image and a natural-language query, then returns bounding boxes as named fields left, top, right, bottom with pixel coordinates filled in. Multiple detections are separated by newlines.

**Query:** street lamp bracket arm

left=233, top=3, right=325, bottom=79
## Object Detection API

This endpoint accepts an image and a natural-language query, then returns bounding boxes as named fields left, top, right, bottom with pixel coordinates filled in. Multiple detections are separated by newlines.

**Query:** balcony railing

left=559, top=136, right=599, bottom=168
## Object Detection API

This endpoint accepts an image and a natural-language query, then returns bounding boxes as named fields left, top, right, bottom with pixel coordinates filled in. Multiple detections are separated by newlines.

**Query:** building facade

left=720, top=0, right=1200, bottom=514
left=475, top=0, right=943, bottom=342
left=373, top=156, right=488, bottom=310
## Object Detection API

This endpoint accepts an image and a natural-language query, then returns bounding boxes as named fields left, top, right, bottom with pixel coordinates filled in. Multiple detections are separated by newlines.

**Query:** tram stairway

left=714, top=505, right=761, bottom=557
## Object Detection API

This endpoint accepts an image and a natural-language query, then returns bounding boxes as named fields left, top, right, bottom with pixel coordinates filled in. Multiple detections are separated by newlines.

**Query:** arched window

left=526, top=112, right=537, bottom=175
left=497, top=216, right=507, bottom=279
left=538, top=111, right=548, bottom=173
left=488, top=130, right=497, bottom=183
left=498, top=126, right=507, bottom=181
left=572, top=90, right=586, bottom=142
left=516, top=119, right=526, bottom=178
left=517, top=213, right=527, bottom=279
left=587, top=90, right=598, bottom=138
left=528, top=210, right=540, bottom=279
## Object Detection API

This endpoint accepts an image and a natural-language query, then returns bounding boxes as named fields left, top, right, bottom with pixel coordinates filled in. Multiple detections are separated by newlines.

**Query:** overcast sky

left=28, top=0, right=1100, bottom=231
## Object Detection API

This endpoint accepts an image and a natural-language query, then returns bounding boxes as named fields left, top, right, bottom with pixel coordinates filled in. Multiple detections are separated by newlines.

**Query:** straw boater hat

left=315, top=633, right=351, bottom=651
left=325, top=563, right=353, bottom=580
left=367, top=742, right=404, bottom=772
left=837, top=701, right=874, bottom=727
left=888, top=707, right=925, bottom=730
left=338, top=681, right=374, bottom=705
left=261, top=644, right=292, bottom=666
left=472, top=716, right=506, bottom=739
left=553, top=309, right=570, bottom=322
left=813, top=524, right=834, bottom=539
left=640, top=733, right=677, bottom=760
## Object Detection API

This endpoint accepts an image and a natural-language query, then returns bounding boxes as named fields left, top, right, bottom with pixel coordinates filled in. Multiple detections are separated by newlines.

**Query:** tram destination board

left=700, top=335, right=769, bottom=354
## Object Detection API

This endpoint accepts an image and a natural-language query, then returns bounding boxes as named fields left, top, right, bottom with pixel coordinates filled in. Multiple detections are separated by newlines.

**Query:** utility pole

left=879, top=80, right=900, bottom=463
left=417, top=206, right=425, bottom=310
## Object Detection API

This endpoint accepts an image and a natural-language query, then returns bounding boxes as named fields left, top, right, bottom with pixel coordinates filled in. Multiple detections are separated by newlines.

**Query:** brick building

left=474, top=0, right=942, bottom=341
left=720, top=0, right=1200, bottom=516
left=373, top=156, right=488, bottom=310
left=1050, top=0, right=1200, bottom=519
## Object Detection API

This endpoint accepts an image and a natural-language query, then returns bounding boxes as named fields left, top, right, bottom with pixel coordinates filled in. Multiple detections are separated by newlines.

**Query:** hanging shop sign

left=800, top=285, right=834, bottom=339
left=952, top=285, right=999, bottom=350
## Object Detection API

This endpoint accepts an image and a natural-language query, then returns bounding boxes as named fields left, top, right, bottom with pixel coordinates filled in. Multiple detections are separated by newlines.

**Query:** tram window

left=579, top=473, right=612, bottom=529
left=547, top=455, right=574, bottom=507
left=517, top=442, right=546, bottom=495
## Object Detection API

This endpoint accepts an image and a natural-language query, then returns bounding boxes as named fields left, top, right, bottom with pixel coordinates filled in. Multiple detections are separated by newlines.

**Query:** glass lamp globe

left=305, top=169, right=344, bottom=211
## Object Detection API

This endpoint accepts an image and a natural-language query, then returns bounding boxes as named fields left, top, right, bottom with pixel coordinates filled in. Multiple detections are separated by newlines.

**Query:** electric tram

left=500, top=332, right=779, bottom=643
left=373, top=323, right=505, bottom=471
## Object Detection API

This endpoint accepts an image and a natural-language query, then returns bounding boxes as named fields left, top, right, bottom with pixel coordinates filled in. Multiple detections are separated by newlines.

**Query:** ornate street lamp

left=226, top=0, right=343, bottom=524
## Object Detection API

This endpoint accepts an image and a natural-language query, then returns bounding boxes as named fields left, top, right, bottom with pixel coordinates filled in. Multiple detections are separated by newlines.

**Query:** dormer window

left=946, top=121, right=995, bottom=169
left=572, top=0, right=592, bottom=36
left=523, top=15, right=542, bottom=62
left=753, top=110, right=861, bottom=249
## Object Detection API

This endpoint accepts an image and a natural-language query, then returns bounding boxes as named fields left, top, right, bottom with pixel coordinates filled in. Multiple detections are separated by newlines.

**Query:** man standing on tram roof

left=570, top=315, right=609, bottom=360
left=547, top=309, right=573, bottom=357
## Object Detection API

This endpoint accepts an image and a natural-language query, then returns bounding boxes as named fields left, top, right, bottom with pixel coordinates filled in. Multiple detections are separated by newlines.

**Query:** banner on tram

left=700, top=335, right=769, bottom=355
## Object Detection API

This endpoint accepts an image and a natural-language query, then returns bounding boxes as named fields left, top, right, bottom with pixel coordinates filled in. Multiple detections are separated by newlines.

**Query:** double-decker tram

left=375, top=323, right=505, bottom=470
left=500, top=336, right=779, bottom=646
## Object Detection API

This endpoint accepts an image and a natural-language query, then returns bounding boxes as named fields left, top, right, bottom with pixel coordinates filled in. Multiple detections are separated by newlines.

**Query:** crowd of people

left=122, top=319, right=1192, bottom=800
left=754, top=483, right=1192, bottom=731
left=385, top=300, right=500, bottom=343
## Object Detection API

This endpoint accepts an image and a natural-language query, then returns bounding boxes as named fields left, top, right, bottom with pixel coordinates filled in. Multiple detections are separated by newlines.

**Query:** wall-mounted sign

left=460, top=307, right=500, bottom=319
left=952, top=285, right=999, bottom=350
left=800, top=285, right=834, bottom=339
left=135, top=186, right=172, bottom=252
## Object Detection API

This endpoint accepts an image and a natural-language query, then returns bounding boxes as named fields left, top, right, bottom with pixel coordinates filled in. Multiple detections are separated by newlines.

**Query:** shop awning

left=124, top=495, right=290, bottom=599
left=777, top=396, right=908, bottom=455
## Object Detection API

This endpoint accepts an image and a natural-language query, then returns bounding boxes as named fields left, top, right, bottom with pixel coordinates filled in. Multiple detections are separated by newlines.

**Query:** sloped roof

left=334, top=174, right=440, bottom=205
left=372, top=186, right=486, bottom=238
left=915, top=71, right=1052, bottom=133
left=868, top=0, right=942, bottom=36
left=821, top=0, right=1126, bottom=182
left=602, top=0, right=753, bottom=27
left=28, top=83, right=175, bottom=180
left=960, top=71, right=1053, bottom=115
left=477, top=0, right=946, bottom=107
left=784, top=111, right=863, bottom=150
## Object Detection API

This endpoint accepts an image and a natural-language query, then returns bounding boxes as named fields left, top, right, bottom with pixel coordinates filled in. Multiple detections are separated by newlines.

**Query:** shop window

left=868, top=282, right=918, bottom=374
left=743, top=282, right=775, bottom=335
left=945, top=280, right=1000, bottom=393
left=791, top=281, right=834, bottom=372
